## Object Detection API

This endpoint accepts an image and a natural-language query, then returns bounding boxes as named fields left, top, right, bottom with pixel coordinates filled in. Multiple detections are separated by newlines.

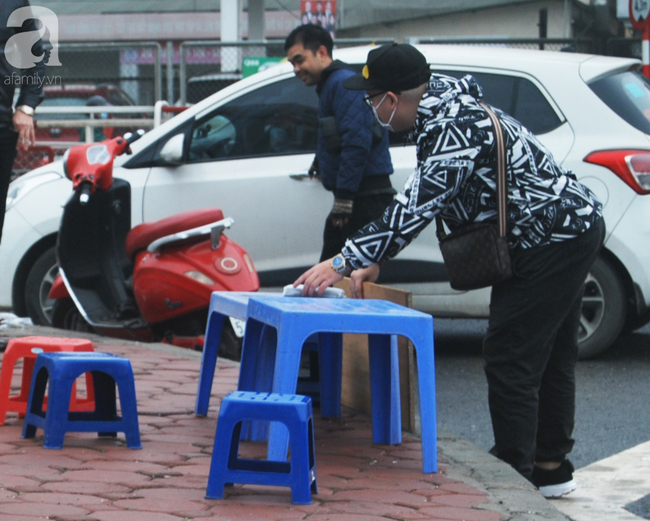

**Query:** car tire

left=24, top=246, right=59, bottom=326
left=578, top=256, right=627, bottom=360
left=51, top=297, right=93, bottom=333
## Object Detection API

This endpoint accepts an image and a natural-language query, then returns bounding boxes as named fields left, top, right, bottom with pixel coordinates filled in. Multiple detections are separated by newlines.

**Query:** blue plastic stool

left=195, top=292, right=342, bottom=420
left=22, top=352, right=142, bottom=449
left=206, top=391, right=318, bottom=505
left=242, top=297, right=437, bottom=473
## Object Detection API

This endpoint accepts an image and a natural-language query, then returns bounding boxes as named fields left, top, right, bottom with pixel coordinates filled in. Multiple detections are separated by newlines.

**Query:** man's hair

left=398, top=83, right=428, bottom=103
left=284, top=24, right=333, bottom=57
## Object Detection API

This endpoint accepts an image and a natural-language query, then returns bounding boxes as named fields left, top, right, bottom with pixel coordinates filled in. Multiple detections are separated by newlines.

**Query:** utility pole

left=221, top=0, right=241, bottom=73
left=249, top=0, right=265, bottom=41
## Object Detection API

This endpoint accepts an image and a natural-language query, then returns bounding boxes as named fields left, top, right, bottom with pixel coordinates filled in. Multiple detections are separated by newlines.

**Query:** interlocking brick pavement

left=0, top=327, right=570, bottom=520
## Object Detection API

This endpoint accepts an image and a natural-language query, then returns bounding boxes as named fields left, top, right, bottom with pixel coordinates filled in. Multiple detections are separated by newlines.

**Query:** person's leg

left=319, top=193, right=392, bottom=262
left=529, top=291, right=582, bottom=498
left=348, top=193, right=392, bottom=233
left=0, top=129, right=19, bottom=243
left=484, top=275, right=566, bottom=480
left=319, top=217, right=344, bottom=262
left=535, top=292, right=582, bottom=462
left=483, top=218, right=604, bottom=480
left=535, top=218, right=605, bottom=464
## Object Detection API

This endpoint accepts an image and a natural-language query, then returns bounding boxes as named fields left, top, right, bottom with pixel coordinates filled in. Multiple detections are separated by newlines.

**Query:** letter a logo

left=5, top=6, right=62, bottom=69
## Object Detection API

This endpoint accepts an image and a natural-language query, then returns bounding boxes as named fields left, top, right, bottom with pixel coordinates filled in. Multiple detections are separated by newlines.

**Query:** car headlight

left=6, top=171, right=63, bottom=212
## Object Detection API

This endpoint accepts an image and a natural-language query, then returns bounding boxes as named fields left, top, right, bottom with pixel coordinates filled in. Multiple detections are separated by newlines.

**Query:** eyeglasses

left=363, top=92, right=387, bottom=108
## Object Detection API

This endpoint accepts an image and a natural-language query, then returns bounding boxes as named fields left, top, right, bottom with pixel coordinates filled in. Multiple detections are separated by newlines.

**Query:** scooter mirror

left=160, top=133, right=185, bottom=165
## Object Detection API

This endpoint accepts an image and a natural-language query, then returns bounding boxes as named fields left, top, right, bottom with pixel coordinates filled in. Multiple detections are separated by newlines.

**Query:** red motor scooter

left=48, top=131, right=259, bottom=358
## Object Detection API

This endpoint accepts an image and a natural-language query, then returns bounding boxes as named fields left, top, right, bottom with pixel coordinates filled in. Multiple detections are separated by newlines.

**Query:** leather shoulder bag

left=435, top=102, right=513, bottom=291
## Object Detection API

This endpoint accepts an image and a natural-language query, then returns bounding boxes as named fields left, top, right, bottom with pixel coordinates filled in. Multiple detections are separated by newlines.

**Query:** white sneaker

left=532, top=460, right=577, bottom=499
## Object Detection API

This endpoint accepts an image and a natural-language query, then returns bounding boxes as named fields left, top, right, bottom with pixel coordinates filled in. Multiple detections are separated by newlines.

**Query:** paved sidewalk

left=553, top=440, right=650, bottom=521
left=0, top=325, right=570, bottom=521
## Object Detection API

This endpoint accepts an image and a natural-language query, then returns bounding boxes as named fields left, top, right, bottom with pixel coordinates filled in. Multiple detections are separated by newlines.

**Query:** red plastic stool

left=0, top=336, right=95, bottom=425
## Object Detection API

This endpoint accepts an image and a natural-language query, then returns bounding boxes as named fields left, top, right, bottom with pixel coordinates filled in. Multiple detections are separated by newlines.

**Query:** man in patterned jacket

left=295, top=43, right=605, bottom=498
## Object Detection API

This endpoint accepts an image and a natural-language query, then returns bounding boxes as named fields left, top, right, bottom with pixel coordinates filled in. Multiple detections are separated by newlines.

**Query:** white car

left=4, top=45, right=650, bottom=358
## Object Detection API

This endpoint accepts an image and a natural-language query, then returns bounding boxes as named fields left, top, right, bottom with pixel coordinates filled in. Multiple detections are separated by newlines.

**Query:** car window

left=589, top=70, right=650, bottom=135
left=189, top=115, right=237, bottom=161
left=187, top=77, right=319, bottom=162
left=433, top=69, right=563, bottom=135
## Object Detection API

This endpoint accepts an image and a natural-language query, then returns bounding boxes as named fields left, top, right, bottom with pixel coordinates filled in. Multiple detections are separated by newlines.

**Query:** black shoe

left=531, top=459, right=577, bottom=499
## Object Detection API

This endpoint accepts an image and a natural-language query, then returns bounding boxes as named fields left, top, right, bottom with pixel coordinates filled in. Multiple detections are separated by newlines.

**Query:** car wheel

left=24, top=246, right=59, bottom=326
left=51, top=297, right=93, bottom=332
left=578, top=256, right=627, bottom=360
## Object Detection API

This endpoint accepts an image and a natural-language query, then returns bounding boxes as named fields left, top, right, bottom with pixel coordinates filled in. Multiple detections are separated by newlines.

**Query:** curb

left=439, top=433, right=573, bottom=520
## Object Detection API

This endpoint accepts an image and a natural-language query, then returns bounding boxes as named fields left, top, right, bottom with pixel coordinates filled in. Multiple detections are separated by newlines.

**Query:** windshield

left=589, top=70, right=650, bottom=135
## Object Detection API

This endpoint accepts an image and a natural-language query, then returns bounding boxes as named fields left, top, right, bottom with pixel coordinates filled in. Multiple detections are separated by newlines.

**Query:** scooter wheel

left=52, top=297, right=93, bottom=332
left=218, top=321, right=243, bottom=361
left=24, top=246, right=58, bottom=325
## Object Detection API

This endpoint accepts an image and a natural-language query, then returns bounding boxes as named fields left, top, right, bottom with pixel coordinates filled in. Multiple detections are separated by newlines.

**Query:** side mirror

left=159, top=133, right=185, bottom=164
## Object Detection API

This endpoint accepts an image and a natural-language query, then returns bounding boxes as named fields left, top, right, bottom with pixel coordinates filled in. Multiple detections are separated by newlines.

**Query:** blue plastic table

left=196, top=291, right=343, bottom=420
left=195, top=292, right=278, bottom=417
left=242, top=296, right=437, bottom=474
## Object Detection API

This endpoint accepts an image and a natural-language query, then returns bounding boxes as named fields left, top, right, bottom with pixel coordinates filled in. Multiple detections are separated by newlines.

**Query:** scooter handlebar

left=78, top=181, right=93, bottom=205
left=123, top=129, right=146, bottom=146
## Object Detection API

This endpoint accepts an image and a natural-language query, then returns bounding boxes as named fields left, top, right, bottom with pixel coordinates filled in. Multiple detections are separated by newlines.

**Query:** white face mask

left=371, top=93, right=398, bottom=132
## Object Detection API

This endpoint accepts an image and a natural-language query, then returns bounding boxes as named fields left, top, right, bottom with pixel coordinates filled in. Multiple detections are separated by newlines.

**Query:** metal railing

left=13, top=102, right=188, bottom=177
left=35, top=102, right=191, bottom=143
left=35, top=105, right=156, bottom=146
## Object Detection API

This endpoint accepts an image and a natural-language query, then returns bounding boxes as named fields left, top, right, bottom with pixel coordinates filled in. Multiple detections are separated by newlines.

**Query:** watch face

left=332, top=255, right=345, bottom=272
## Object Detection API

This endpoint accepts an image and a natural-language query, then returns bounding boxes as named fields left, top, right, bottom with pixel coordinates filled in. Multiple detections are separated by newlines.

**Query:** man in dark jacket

left=0, top=0, right=48, bottom=242
left=285, top=24, right=395, bottom=261
left=296, top=44, right=605, bottom=499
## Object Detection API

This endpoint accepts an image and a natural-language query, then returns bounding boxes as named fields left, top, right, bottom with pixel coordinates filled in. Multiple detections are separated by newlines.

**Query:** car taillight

left=584, top=150, right=650, bottom=194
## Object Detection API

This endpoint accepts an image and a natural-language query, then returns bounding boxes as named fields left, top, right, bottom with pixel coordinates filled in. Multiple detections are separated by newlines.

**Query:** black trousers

left=0, top=127, right=18, bottom=244
left=319, top=192, right=394, bottom=262
left=483, top=217, right=605, bottom=480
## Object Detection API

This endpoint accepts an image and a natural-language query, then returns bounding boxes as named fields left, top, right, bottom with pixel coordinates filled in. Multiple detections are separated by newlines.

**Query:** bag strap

left=435, top=101, right=508, bottom=240
left=479, top=101, right=507, bottom=237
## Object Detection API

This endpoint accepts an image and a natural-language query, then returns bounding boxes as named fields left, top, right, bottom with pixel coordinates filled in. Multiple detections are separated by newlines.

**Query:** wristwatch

left=330, top=254, right=348, bottom=274
left=16, top=105, right=35, bottom=117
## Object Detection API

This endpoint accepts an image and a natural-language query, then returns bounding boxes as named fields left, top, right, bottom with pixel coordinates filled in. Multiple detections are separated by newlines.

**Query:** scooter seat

left=125, top=208, right=225, bottom=259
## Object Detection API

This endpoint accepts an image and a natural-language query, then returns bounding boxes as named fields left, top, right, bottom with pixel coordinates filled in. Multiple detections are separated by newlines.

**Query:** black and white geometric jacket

left=341, top=73, right=603, bottom=269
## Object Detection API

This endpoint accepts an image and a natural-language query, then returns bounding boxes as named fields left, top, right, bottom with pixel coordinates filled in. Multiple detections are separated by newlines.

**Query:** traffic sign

left=630, top=0, right=650, bottom=31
